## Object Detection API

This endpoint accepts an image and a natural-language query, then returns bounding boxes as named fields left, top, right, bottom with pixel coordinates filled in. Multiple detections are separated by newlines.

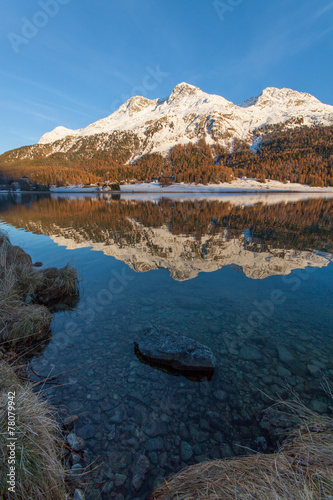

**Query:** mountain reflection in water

left=0, top=193, right=332, bottom=281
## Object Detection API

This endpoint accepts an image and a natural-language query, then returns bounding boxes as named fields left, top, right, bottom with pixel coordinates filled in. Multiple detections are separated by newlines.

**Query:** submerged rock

left=115, top=473, right=127, bottom=487
left=132, top=455, right=150, bottom=492
left=63, top=415, right=78, bottom=431
left=276, top=345, right=294, bottom=364
left=67, top=432, right=85, bottom=452
left=180, top=441, right=193, bottom=461
left=145, top=437, right=164, bottom=452
left=134, top=326, right=216, bottom=374
left=240, top=345, right=262, bottom=361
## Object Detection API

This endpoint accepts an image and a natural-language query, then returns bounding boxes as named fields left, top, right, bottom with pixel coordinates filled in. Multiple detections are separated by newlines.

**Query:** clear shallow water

left=0, top=193, right=333, bottom=499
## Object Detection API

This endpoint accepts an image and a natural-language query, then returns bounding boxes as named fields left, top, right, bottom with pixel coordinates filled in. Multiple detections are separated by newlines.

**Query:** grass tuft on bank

left=36, top=264, right=78, bottom=305
left=0, top=230, right=78, bottom=349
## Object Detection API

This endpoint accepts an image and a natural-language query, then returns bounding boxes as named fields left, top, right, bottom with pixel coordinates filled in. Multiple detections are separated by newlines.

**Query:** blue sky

left=0, top=0, right=333, bottom=154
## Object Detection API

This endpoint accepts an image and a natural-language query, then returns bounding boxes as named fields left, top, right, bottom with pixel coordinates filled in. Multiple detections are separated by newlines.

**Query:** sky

left=0, top=0, right=333, bottom=154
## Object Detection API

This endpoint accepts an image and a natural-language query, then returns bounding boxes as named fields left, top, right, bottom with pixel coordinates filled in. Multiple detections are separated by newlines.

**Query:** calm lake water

left=1, top=192, right=333, bottom=499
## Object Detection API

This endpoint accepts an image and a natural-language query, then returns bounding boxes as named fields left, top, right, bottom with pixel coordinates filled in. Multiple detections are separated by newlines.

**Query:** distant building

left=21, top=176, right=29, bottom=183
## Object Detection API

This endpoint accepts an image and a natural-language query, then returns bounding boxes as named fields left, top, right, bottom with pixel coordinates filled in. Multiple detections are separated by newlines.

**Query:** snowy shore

left=49, top=179, right=333, bottom=194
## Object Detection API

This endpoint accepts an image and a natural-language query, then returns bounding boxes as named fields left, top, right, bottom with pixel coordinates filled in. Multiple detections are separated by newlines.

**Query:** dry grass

left=0, top=362, right=66, bottom=499
left=2, top=304, right=52, bottom=348
left=0, top=232, right=74, bottom=498
left=152, top=401, right=333, bottom=500
left=0, top=239, right=39, bottom=305
left=0, top=230, right=78, bottom=348
left=36, top=264, right=79, bottom=305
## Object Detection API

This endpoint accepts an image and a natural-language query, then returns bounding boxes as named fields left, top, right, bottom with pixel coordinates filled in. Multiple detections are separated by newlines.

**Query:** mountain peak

left=174, top=82, right=199, bottom=90
left=168, top=82, right=201, bottom=103
left=39, top=125, right=74, bottom=145
left=121, top=95, right=155, bottom=114
left=240, top=87, right=321, bottom=108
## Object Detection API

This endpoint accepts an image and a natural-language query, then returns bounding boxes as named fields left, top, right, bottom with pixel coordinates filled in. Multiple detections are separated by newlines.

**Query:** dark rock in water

left=180, top=441, right=193, bottom=461
left=134, top=326, right=216, bottom=375
left=78, top=424, right=95, bottom=440
left=240, top=345, right=262, bottom=361
left=255, top=436, right=268, bottom=452
left=33, top=261, right=43, bottom=267
left=71, top=453, right=82, bottom=465
left=131, top=455, right=150, bottom=492
left=143, top=420, right=167, bottom=437
left=115, top=473, right=127, bottom=487
left=259, top=408, right=294, bottom=445
left=145, top=437, right=164, bottom=452
left=276, top=345, right=294, bottom=364
left=290, top=360, right=308, bottom=377
left=215, top=390, right=227, bottom=401
left=63, top=415, right=78, bottom=431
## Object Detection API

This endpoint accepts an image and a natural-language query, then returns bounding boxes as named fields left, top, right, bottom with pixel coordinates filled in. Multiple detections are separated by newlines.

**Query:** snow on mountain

left=37, top=83, right=333, bottom=159
left=239, top=87, right=322, bottom=109
left=39, top=125, right=74, bottom=143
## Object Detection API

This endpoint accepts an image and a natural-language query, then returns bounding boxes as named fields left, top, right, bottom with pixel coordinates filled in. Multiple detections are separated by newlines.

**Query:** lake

left=0, top=191, right=333, bottom=499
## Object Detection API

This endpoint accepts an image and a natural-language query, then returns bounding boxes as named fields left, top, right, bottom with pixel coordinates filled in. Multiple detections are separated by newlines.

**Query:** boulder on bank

left=134, top=326, right=216, bottom=374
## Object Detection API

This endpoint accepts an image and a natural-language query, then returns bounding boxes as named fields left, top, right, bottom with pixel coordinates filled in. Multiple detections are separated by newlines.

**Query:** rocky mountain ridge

left=5, top=83, right=333, bottom=163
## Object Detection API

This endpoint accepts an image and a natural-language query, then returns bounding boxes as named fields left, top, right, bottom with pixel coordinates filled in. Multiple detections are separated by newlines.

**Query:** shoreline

left=2, top=178, right=333, bottom=195
left=3, top=188, right=333, bottom=194
left=48, top=179, right=333, bottom=194
left=54, top=189, right=333, bottom=193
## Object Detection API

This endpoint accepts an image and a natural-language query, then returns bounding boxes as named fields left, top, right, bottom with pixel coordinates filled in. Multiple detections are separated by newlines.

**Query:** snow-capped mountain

left=6, top=83, right=333, bottom=162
